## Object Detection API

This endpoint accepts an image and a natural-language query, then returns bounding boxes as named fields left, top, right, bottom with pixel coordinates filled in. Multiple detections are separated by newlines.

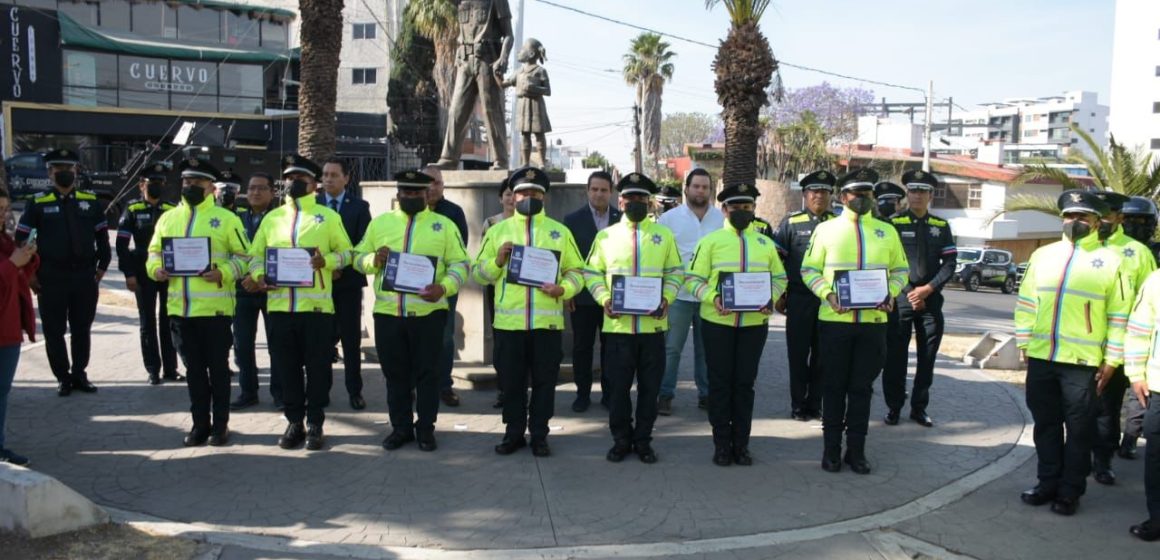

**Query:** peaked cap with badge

left=281, top=154, right=322, bottom=179
left=717, top=182, right=761, bottom=204
left=1057, top=189, right=1109, bottom=216
left=508, top=166, right=551, bottom=193
left=394, top=170, right=435, bottom=190
left=617, top=172, right=658, bottom=196
left=178, top=158, right=222, bottom=182
left=800, top=170, right=836, bottom=192
left=837, top=167, right=880, bottom=191
left=901, top=169, right=939, bottom=191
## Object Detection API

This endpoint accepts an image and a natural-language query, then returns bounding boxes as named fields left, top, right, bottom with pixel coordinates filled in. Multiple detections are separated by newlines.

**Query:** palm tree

left=406, top=0, right=458, bottom=133
left=297, top=0, right=346, bottom=161
left=623, top=33, right=676, bottom=174
left=705, top=0, right=777, bottom=187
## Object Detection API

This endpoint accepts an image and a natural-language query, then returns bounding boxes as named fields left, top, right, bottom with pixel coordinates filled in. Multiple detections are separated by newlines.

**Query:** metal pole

left=923, top=80, right=933, bottom=172
left=508, top=0, right=526, bottom=167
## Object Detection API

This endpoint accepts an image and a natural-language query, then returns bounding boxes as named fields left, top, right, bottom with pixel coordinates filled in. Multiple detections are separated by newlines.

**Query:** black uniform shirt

left=773, top=209, right=835, bottom=294
left=16, top=189, right=111, bottom=274
left=116, top=198, right=175, bottom=276
left=889, top=209, right=957, bottom=292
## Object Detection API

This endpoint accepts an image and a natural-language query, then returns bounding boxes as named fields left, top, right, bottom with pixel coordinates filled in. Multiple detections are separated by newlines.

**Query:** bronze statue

left=435, top=0, right=513, bottom=170
left=503, top=38, right=552, bottom=167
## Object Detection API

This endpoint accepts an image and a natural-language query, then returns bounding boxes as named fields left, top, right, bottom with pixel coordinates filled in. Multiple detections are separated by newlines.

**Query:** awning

left=169, top=0, right=296, bottom=21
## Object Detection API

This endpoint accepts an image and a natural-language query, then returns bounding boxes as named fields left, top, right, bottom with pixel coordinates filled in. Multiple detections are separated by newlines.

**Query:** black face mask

left=54, top=171, right=76, bottom=189
left=287, top=179, right=311, bottom=199
left=219, top=188, right=237, bottom=208
left=728, top=210, right=755, bottom=230
left=1097, top=220, right=1116, bottom=240
left=1123, top=221, right=1156, bottom=244
left=516, top=198, right=543, bottom=216
left=182, top=185, right=206, bottom=206
left=847, top=196, right=874, bottom=215
left=624, top=201, right=649, bottom=223
left=1063, top=220, right=1093, bottom=242
left=399, top=196, right=426, bottom=215
left=145, top=181, right=163, bottom=200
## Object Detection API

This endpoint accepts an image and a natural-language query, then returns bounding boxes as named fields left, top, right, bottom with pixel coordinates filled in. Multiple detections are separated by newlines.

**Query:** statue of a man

left=435, top=0, right=514, bottom=170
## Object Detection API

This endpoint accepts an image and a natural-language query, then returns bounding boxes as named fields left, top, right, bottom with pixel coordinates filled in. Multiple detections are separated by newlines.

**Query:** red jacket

left=0, top=232, right=38, bottom=345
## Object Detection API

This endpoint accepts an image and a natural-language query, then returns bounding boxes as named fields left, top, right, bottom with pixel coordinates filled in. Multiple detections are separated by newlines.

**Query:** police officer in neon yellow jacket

left=472, top=166, right=585, bottom=457
left=146, top=158, right=250, bottom=448
left=246, top=154, right=353, bottom=452
left=353, top=170, right=469, bottom=453
left=584, top=173, right=683, bottom=464
left=685, top=182, right=788, bottom=467
left=1015, top=189, right=1130, bottom=516
left=1123, top=269, right=1160, bottom=541
left=800, top=167, right=909, bottom=476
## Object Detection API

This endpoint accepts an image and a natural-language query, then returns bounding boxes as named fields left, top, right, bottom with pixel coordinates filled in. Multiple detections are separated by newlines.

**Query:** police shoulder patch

left=76, top=191, right=97, bottom=200
left=789, top=213, right=810, bottom=224
left=891, top=216, right=912, bottom=225
left=928, top=217, right=948, bottom=227
left=128, top=202, right=146, bottom=211
left=34, top=193, right=57, bottom=204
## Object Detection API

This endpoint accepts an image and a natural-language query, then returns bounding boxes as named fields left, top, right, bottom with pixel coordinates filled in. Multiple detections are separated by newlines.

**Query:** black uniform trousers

left=702, top=321, right=768, bottom=449
left=36, top=272, right=99, bottom=383
left=332, top=288, right=364, bottom=397
left=134, top=275, right=177, bottom=376
left=495, top=329, right=562, bottom=442
left=233, top=295, right=278, bottom=400
left=785, top=290, right=823, bottom=412
left=1093, top=367, right=1131, bottom=462
left=1123, top=391, right=1146, bottom=440
left=1025, top=357, right=1098, bottom=499
left=883, top=292, right=944, bottom=414
left=819, top=322, right=887, bottom=454
left=604, top=332, right=666, bottom=445
left=170, top=316, right=232, bottom=432
left=374, top=311, right=447, bottom=433
left=1143, top=391, right=1160, bottom=520
left=571, top=304, right=607, bottom=396
left=268, top=312, right=333, bottom=426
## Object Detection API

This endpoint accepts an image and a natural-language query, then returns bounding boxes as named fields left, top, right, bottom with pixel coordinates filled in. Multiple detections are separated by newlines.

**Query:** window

left=98, top=0, right=131, bottom=33
left=171, top=94, right=218, bottom=113
left=967, top=184, right=983, bottom=209
left=218, top=96, right=263, bottom=115
left=1152, top=139, right=1160, bottom=150
left=132, top=2, right=177, bottom=38
left=64, top=51, right=118, bottom=89
left=353, top=23, right=376, bottom=39
left=178, top=6, right=221, bottom=43
left=352, top=68, right=377, bottom=85
left=932, top=185, right=948, bottom=206
left=224, top=11, right=260, bottom=48
left=220, top=64, right=264, bottom=98
left=261, top=19, right=287, bottom=49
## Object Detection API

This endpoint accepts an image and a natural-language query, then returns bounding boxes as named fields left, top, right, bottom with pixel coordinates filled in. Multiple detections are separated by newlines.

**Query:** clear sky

left=515, top=0, right=1116, bottom=172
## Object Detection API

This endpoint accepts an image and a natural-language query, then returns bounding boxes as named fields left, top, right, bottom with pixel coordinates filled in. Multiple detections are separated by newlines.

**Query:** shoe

left=791, top=408, right=809, bottom=421
left=162, top=371, right=185, bottom=382
left=71, top=378, right=98, bottom=393
left=230, top=394, right=258, bottom=410
left=278, top=423, right=306, bottom=449
left=0, top=448, right=30, bottom=466
left=572, top=393, right=591, bottom=413
left=698, top=397, right=708, bottom=410
left=732, top=447, right=753, bottom=466
left=495, top=437, right=527, bottom=455
left=713, top=446, right=732, bottom=466
left=606, top=442, right=632, bottom=463
left=183, top=427, right=210, bottom=447
left=440, top=389, right=460, bottom=407
left=635, top=442, right=658, bottom=464
left=1050, top=496, right=1079, bottom=516
left=530, top=440, right=551, bottom=457
left=208, top=428, right=230, bottom=447
left=822, top=448, right=842, bottom=473
left=657, top=396, right=673, bottom=416
left=844, top=452, right=871, bottom=475
left=910, top=410, right=933, bottom=427
left=417, top=431, right=437, bottom=452
left=1093, top=467, right=1117, bottom=486
left=1118, top=437, right=1138, bottom=460
left=57, top=381, right=72, bottom=397
left=493, top=392, right=504, bottom=409
left=1130, top=520, right=1160, bottom=542
left=1020, top=487, right=1056, bottom=506
left=148, top=373, right=161, bottom=386
left=350, top=394, right=366, bottom=410
left=305, top=424, right=324, bottom=450
left=884, top=409, right=900, bottom=425
left=382, top=430, right=415, bottom=450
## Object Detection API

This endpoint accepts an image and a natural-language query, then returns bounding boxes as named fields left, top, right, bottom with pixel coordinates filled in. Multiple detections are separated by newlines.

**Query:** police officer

left=686, top=182, right=788, bottom=466
left=801, top=167, right=909, bottom=475
left=656, top=185, right=682, bottom=215
left=585, top=173, right=684, bottom=464
left=15, top=148, right=110, bottom=396
left=873, top=181, right=906, bottom=219
left=1123, top=268, right=1160, bottom=541
left=354, top=171, right=469, bottom=452
left=472, top=166, right=585, bottom=457
left=1015, top=189, right=1130, bottom=516
left=247, top=154, right=354, bottom=451
left=117, top=162, right=180, bottom=385
left=230, top=172, right=278, bottom=411
left=1118, top=195, right=1160, bottom=459
left=773, top=170, right=836, bottom=421
left=146, top=158, right=249, bottom=446
left=216, top=171, right=241, bottom=212
left=1090, top=190, right=1156, bottom=485
left=882, top=170, right=957, bottom=428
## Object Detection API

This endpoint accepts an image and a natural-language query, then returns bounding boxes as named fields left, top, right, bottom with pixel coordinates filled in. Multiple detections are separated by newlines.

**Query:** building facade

left=951, top=91, right=1108, bottom=163
left=1110, top=0, right=1160, bottom=160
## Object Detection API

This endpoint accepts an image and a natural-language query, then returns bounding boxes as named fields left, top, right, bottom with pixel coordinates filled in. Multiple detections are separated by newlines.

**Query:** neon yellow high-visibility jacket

left=472, top=212, right=585, bottom=331
left=684, top=222, right=788, bottom=327
left=800, top=210, right=910, bottom=324
left=247, top=195, right=353, bottom=314
left=1125, top=269, right=1160, bottom=387
left=584, top=219, right=684, bottom=334
left=1104, top=225, right=1156, bottom=294
left=1015, top=233, right=1130, bottom=367
left=353, top=207, right=469, bottom=318
left=145, top=196, right=250, bottom=318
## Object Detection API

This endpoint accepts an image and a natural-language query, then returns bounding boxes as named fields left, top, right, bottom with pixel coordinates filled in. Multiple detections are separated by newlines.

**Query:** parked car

left=954, top=247, right=1018, bottom=293
left=1015, top=262, right=1028, bottom=289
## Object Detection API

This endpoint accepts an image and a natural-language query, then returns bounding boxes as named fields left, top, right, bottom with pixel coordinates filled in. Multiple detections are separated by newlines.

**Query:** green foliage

left=386, top=10, right=441, bottom=164
left=704, top=0, right=773, bottom=25
left=583, top=151, right=612, bottom=172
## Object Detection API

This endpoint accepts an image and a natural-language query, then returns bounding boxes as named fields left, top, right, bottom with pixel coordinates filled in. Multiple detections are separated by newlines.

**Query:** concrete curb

left=0, top=463, right=109, bottom=538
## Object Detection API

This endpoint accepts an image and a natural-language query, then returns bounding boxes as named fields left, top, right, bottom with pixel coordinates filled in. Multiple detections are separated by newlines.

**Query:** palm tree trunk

left=723, top=105, right=761, bottom=187
left=643, top=82, right=663, bottom=175
left=297, top=0, right=345, bottom=161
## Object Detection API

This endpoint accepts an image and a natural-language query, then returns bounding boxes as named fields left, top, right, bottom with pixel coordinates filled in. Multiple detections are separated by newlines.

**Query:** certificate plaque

left=834, top=269, right=889, bottom=309
left=266, top=247, right=316, bottom=287
left=611, top=275, right=663, bottom=315
left=719, top=272, right=772, bottom=312
left=506, top=245, right=560, bottom=287
left=382, top=251, right=438, bottom=294
left=162, top=237, right=210, bottom=276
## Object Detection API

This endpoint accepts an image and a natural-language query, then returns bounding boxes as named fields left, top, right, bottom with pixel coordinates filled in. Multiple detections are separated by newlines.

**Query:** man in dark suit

left=319, top=158, right=372, bottom=410
left=563, top=171, right=621, bottom=412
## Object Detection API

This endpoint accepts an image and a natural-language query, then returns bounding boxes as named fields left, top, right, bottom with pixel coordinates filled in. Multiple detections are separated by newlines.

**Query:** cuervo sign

left=0, top=4, right=61, bottom=104
left=129, top=61, right=211, bottom=93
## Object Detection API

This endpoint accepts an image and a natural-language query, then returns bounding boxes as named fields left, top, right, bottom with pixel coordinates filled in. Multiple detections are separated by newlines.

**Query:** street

left=941, top=283, right=1017, bottom=334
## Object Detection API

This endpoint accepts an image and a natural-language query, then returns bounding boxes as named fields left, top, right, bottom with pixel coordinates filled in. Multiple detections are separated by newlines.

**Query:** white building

left=335, top=0, right=404, bottom=116
left=950, top=91, right=1108, bottom=163
left=1110, top=0, right=1160, bottom=160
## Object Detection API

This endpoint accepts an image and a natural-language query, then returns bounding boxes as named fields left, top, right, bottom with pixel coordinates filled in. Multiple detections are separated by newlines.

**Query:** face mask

left=219, top=188, right=237, bottom=208
left=399, top=196, right=426, bottom=215
left=54, top=171, right=76, bottom=189
left=287, top=179, right=311, bottom=199
left=145, top=181, right=163, bottom=199
left=1063, top=219, right=1092, bottom=242
left=1123, top=221, right=1156, bottom=244
left=516, top=198, right=543, bottom=216
left=624, top=201, right=649, bottom=223
left=1097, top=220, right=1115, bottom=240
left=847, top=196, right=874, bottom=215
left=728, top=210, right=755, bottom=230
left=182, top=185, right=206, bottom=206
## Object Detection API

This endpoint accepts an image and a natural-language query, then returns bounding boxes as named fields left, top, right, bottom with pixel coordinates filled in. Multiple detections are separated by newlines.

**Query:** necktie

left=329, top=199, right=339, bottom=212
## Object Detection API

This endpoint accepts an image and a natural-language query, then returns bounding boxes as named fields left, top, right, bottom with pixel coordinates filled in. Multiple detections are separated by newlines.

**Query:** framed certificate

left=266, top=247, right=316, bottom=287
left=382, top=251, right=437, bottom=294
left=611, top=275, right=663, bottom=315
left=719, top=271, right=772, bottom=312
left=834, top=269, right=889, bottom=309
left=506, top=245, right=560, bottom=287
left=162, top=237, right=210, bottom=276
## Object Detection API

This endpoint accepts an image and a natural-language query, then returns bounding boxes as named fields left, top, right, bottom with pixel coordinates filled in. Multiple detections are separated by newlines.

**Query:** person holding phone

left=0, top=186, right=39, bottom=466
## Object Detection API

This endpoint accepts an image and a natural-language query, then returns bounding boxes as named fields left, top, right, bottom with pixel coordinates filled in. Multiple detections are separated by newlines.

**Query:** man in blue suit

left=563, top=171, right=621, bottom=412
left=319, top=158, right=372, bottom=410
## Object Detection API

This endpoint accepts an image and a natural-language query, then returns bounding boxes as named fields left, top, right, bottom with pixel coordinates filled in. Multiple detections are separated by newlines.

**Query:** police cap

left=44, top=148, right=80, bottom=166
left=799, top=170, right=836, bottom=192
left=394, top=170, right=435, bottom=191
left=1057, top=189, right=1109, bottom=216
left=837, top=167, right=879, bottom=192
left=1121, top=196, right=1158, bottom=217
left=873, top=181, right=906, bottom=200
left=617, top=173, right=658, bottom=196
left=717, top=182, right=761, bottom=204
left=143, top=161, right=169, bottom=181
left=656, top=185, right=682, bottom=202
left=508, top=166, right=550, bottom=193
left=281, top=154, right=322, bottom=179
left=1092, top=191, right=1131, bottom=212
left=901, top=169, right=939, bottom=191
left=178, top=158, right=222, bottom=182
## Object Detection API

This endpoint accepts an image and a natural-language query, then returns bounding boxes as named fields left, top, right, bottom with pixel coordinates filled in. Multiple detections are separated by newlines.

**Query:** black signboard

left=0, top=4, right=62, bottom=103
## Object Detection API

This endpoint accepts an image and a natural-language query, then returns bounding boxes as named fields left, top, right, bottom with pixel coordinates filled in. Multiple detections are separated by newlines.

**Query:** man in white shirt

left=657, top=168, right=724, bottom=415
